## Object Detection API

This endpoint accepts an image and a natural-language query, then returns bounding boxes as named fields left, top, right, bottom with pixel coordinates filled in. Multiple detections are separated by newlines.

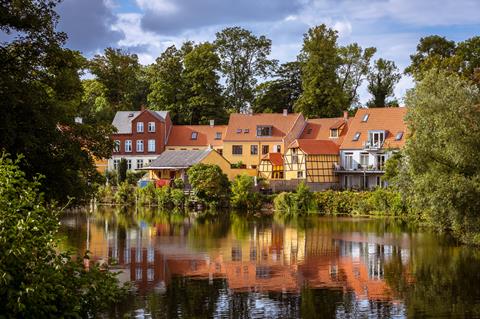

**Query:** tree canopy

left=367, top=58, right=401, bottom=107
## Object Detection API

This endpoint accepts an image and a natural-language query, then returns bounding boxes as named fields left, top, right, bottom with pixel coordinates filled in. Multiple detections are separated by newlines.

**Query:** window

left=362, top=114, right=369, bottom=122
left=232, top=145, right=243, bottom=155
left=292, top=148, right=298, bottom=164
left=137, top=159, right=144, bottom=169
left=137, top=122, right=144, bottom=133
left=395, top=131, right=404, bottom=141
left=125, top=140, right=132, bottom=152
left=113, top=159, right=120, bottom=170
left=136, top=140, right=144, bottom=152
left=215, top=132, right=222, bottom=140
left=244, top=128, right=250, bottom=133
left=148, top=122, right=155, bottom=132
left=297, top=171, right=303, bottom=178
left=376, top=154, right=386, bottom=170
left=148, top=159, right=153, bottom=163
left=250, top=145, right=258, bottom=155
left=306, top=128, right=312, bottom=134
left=113, top=140, right=120, bottom=153
left=345, top=153, right=353, bottom=170
left=275, top=145, right=281, bottom=153
left=191, top=132, right=198, bottom=140
left=330, top=129, right=338, bottom=138
left=127, top=159, right=132, bottom=170
left=368, top=131, right=385, bottom=148
left=262, top=145, right=269, bottom=155
left=148, top=139, right=155, bottom=152
left=256, top=125, right=272, bottom=137
left=360, top=153, right=369, bottom=167
left=353, top=132, right=361, bottom=141
left=236, top=128, right=242, bottom=134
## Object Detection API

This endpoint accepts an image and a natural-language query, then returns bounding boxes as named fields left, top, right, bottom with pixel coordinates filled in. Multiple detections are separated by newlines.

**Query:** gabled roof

left=300, top=117, right=351, bottom=145
left=112, top=110, right=168, bottom=134
left=224, top=113, right=303, bottom=142
left=340, top=107, right=408, bottom=149
left=261, top=152, right=283, bottom=166
left=290, top=139, right=339, bottom=155
left=144, top=149, right=212, bottom=169
left=167, top=125, right=227, bottom=147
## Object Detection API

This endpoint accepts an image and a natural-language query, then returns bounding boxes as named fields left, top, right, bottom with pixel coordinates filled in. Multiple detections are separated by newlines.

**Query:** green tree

left=0, top=155, right=127, bottom=318
left=230, top=174, right=262, bottom=210
left=402, top=69, right=480, bottom=244
left=252, top=61, right=302, bottom=113
left=295, top=24, right=345, bottom=118
left=215, top=27, right=277, bottom=113
left=118, top=158, right=127, bottom=183
left=367, top=58, right=401, bottom=107
left=338, top=43, right=377, bottom=107
left=78, top=79, right=112, bottom=123
left=187, top=163, right=230, bottom=208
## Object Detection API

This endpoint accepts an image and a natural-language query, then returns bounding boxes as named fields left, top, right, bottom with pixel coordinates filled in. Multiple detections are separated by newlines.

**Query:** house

left=108, top=109, right=172, bottom=171
left=222, top=110, right=306, bottom=169
left=336, top=107, right=408, bottom=189
left=165, top=121, right=227, bottom=155
left=258, top=153, right=284, bottom=180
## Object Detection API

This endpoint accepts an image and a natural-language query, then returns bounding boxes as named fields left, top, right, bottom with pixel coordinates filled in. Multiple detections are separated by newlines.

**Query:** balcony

left=363, top=140, right=384, bottom=151
left=334, top=164, right=385, bottom=174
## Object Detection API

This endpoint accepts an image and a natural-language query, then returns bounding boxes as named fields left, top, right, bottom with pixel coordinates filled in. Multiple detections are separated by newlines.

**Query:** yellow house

left=258, top=153, right=284, bottom=180
left=165, top=124, right=227, bottom=155
left=222, top=112, right=306, bottom=169
left=284, top=140, right=340, bottom=185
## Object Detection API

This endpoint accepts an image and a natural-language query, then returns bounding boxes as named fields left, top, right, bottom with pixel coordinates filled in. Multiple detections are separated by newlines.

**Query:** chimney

left=343, top=111, right=348, bottom=121
left=283, top=109, right=288, bottom=116
left=209, top=119, right=215, bottom=127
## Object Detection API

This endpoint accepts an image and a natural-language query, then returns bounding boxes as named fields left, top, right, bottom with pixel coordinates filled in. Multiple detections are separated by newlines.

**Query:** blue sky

left=55, top=0, right=480, bottom=104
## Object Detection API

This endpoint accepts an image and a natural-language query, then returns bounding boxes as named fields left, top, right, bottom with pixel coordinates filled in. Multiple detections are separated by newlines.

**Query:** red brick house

left=108, top=109, right=172, bottom=171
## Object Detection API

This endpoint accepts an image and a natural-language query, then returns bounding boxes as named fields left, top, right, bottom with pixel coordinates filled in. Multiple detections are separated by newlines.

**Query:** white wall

left=108, top=155, right=159, bottom=171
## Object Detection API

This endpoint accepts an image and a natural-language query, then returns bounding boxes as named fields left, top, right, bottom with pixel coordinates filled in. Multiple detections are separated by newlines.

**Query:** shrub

left=126, top=170, right=145, bottom=185
left=104, top=170, right=118, bottom=186
left=114, top=181, right=135, bottom=205
left=274, top=182, right=315, bottom=216
left=136, top=182, right=156, bottom=206
left=97, top=184, right=114, bottom=204
left=172, top=178, right=185, bottom=190
left=187, top=163, right=230, bottom=208
left=170, top=188, right=186, bottom=208
left=231, top=174, right=263, bottom=210
left=155, top=186, right=172, bottom=207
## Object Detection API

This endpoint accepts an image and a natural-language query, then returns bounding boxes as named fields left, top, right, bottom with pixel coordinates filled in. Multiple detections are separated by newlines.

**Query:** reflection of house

left=337, top=108, right=407, bottom=189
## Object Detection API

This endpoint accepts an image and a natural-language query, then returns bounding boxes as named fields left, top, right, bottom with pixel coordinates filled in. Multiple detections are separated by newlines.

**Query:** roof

left=300, top=117, right=351, bottom=145
left=144, top=149, right=212, bottom=169
left=166, top=125, right=227, bottom=147
left=224, top=113, right=302, bottom=142
left=340, top=107, right=408, bottom=149
left=112, top=110, right=168, bottom=134
left=261, top=152, right=284, bottom=166
left=289, top=139, right=340, bottom=155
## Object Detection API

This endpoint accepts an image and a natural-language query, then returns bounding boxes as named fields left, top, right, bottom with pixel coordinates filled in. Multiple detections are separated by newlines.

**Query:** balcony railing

left=363, top=140, right=384, bottom=150
left=334, top=164, right=385, bottom=172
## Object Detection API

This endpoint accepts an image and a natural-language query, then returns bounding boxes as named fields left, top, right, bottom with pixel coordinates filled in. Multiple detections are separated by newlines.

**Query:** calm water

left=59, top=208, right=480, bottom=319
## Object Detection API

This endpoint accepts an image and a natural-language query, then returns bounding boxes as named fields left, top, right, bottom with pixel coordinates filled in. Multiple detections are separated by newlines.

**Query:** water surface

left=59, top=208, right=480, bottom=318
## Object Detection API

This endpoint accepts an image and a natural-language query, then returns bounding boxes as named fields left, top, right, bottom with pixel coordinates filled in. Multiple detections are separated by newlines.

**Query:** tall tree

left=215, top=27, right=277, bottom=113
left=366, top=58, right=401, bottom=107
left=295, top=24, right=345, bottom=118
left=252, top=61, right=302, bottom=113
left=89, top=48, right=146, bottom=112
left=78, top=79, right=111, bottom=124
left=338, top=43, right=377, bottom=107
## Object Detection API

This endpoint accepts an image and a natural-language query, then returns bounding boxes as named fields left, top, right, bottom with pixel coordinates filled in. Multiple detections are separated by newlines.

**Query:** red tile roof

left=340, top=107, right=408, bottom=149
left=166, top=125, right=227, bottom=147
left=262, top=152, right=284, bottom=166
left=300, top=117, right=350, bottom=145
left=289, top=139, right=339, bottom=155
left=224, top=113, right=303, bottom=142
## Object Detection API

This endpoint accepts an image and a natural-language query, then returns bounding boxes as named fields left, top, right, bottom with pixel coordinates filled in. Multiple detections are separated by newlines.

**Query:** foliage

left=97, top=184, right=115, bottom=204
left=114, top=181, right=135, bottom=205
left=215, top=26, right=277, bottom=113
left=126, top=170, right=145, bottom=185
left=170, top=188, right=186, bottom=208
left=0, top=155, right=127, bottom=318
left=367, top=58, right=401, bottom=107
left=187, top=163, right=231, bottom=208
left=294, top=24, right=345, bottom=118
left=0, top=0, right=113, bottom=205
left=401, top=70, right=480, bottom=244
left=230, top=174, right=263, bottom=211
left=118, top=158, right=127, bottom=183
left=136, top=182, right=157, bottom=206
left=78, top=79, right=112, bottom=124
left=274, top=182, right=315, bottom=216
left=383, top=152, right=402, bottom=184
left=172, top=178, right=185, bottom=189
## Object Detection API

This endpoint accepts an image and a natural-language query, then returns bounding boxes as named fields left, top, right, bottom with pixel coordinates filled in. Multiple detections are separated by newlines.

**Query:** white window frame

left=136, top=122, right=144, bottom=133
left=113, top=159, right=120, bottom=170
left=113, top=140, right=120, bottom=153
left=275, top=145, right=281, bottom=153
left=125, top=140, right=132, bottom=152
left=148, top=139, right=156, bottom=152
left=127, top=159, right=132, bottom=170
left=137, top=159, right=144, bottom=169
left=330, top=129, right=338, bottom=138
left=297, top=171, right=303, bottom=178
left=136, top=140, right=144, bottom=152
left=232, top=145, right=243, bottom=155
left=148, top=122, right=155, bottom=132
left=360, top=153, right=369, bottom=167
left=345, top=154, right=353, bottom=170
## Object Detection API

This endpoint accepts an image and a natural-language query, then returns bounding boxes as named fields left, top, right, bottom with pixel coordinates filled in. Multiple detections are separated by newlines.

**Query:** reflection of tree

left=187, top=214, right=231, bottom=250
left=301, top=287, right=343, bottom=318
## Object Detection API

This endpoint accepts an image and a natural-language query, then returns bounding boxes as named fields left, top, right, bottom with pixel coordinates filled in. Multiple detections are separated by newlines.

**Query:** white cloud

left=136, top=0, right=178, bottom=14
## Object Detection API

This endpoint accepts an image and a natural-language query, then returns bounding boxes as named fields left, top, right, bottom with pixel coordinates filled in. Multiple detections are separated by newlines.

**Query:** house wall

left=258, top=160, right=284, bottom=180
left=339, top=149, right=396, bottom=170
left=284, top=147, right=307, bottom=181
left=200, top=150, right=257, bottom=180
left=223, top=141, right=284, bottom=168
left=339, top=174, right=386, bottom=189
left=166, top=145, right=223, bottom=154
left=283, top=115, right=306, bottom=150
left=109, top=155, right=158, bottom=171
left=306, top=154, right=339, bottom=183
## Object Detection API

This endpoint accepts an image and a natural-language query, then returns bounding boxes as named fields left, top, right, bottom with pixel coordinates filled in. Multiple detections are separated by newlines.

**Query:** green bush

left=155, top=186, right=172, bottom=207
left=136, top=182, right=156, bottom=206
left=231, top=174, right=263, bottom=211
left=274, top=182, right=315, bottom=216
left=104, top=170, right=118, bottom=186
left=114, top=181, right=135, bottom=205
left=187, top=163, right=230, bottom=208
left=126, top=170, right=145, bottom=185
left=170, top=188, right=186, bottom=208
left=97, top=184, right=114, bottom=204
left=172, top=178, right=185, bottom=189
left=117, top=158, right=127, bottom=183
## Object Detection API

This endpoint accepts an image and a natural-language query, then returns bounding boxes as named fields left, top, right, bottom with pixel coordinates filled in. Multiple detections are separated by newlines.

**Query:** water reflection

left=59, top=208, right=480, bottom=318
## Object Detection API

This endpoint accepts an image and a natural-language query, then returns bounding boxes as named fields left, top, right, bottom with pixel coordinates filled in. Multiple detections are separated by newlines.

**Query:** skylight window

left=244, top=128, right=250, bottom=133
left=353, top=132, right=361, bottom=141
left=236, top=128, right=242, bottom=134
left=362, top=114, right=369, bottom=122
left=395, top=131, right=404, bottom=141
left=191, top=132, right=198, bottom=140
left=215, top=132, right=222, bottom=140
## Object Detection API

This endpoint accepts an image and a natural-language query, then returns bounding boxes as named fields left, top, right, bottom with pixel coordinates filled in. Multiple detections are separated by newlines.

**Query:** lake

left=59, top=208, right=480, bottom=318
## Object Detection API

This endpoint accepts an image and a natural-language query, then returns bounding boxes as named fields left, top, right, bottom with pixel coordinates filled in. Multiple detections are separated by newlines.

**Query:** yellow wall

left=305, top=154, right=339, bottom=183
left=284, top=147, right=307, bottom=180
left=95, top=158, right=108, bottom=174
left=223, top=141, right=283, bottom=168
left=258, top=160, right=284, bottom=179
left=166, top=146, right=223, bottom=152
left=200, top=150, right=256, bottom=180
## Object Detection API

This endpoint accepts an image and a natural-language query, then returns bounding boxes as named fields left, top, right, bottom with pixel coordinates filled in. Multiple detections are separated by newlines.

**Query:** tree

left=230, top=174, right=262, bottom=210
left=252, top=61, right=302, bottom=113
left=0, top=155, right=126, bottom=317
left=401, top=69, right=480, bottom=244
left=78, top=79, right=112, bottom=124
left=295, top=24, right=345, bottom=118
left=215, top=27, right=277, bottom=113
left=0, top=0, right=113, bottom=204
left=338, top=43, right=377, bottom=107
left=89, top=47, right=146, bottom=112
left=187, top=163, right=230, bottom=208
left=118, top=158, right=128, bottom=183
left=366, top=58, right=401, bottom=107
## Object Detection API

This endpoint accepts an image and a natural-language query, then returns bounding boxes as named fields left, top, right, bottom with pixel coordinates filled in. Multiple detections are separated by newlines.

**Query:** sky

left=54, top=0, right=480, bottom=105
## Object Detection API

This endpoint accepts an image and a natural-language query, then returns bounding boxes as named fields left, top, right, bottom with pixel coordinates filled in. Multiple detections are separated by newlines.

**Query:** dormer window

left=362, top=114, right=369, bottom=122
left=395, top=131, right=404, bottom=141
left=368, top=130, right=385, bottom=148
left=353, top=132, right=361, bottom=141
left=256, top=125, right=272, bottom=137
left=191, top=132, right=198, bottom=140
left=137, top=122, right=144, bottom=133
left=215, top=132, right=222, bottom=140
left=330, top=129, right=338, bottom=138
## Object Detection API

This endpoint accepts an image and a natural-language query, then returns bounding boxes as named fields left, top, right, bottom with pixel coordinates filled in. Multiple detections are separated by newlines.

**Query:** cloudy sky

left=55, top=0, right=480, bottom=104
